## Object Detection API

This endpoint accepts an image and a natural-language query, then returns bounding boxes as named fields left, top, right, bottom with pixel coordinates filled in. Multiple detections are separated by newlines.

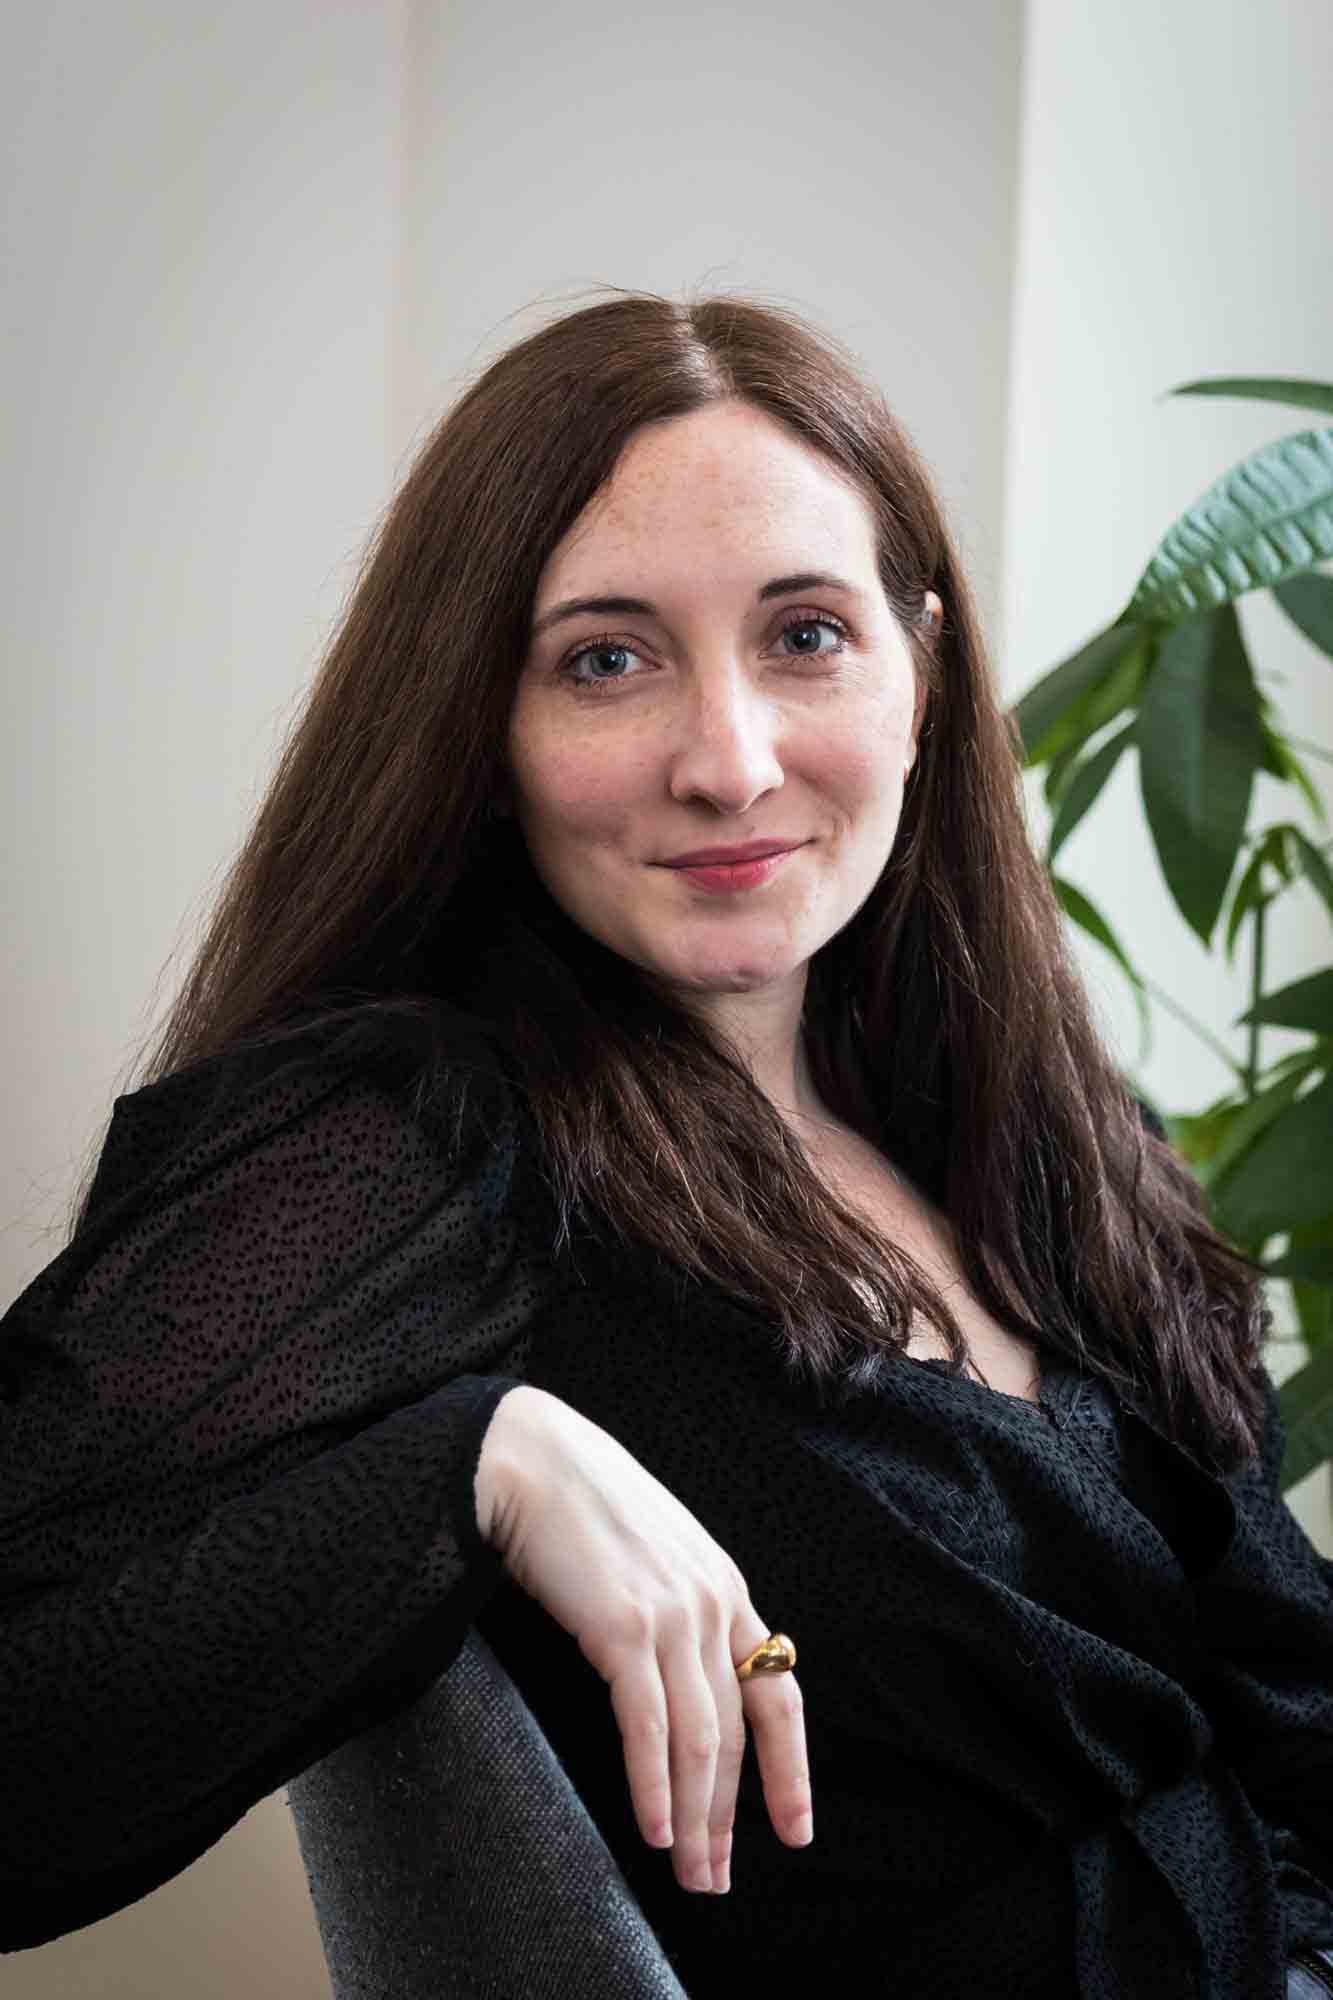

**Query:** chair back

left=287, top=1624, right=687, bottom=1997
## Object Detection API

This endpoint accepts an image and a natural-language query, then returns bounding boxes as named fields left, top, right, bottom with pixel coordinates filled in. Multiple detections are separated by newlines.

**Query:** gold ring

left=735, top=1632, right=797, bottom=1681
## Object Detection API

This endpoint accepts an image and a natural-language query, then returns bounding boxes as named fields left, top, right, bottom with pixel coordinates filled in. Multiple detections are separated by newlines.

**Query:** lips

left=662, top=841, right=800, bottom=868
left=662, top=847, right=800, bottom=894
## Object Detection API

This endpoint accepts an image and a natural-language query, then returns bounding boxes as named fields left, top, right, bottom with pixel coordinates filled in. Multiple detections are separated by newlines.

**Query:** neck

left=690, top=977, right=840, bottom=1129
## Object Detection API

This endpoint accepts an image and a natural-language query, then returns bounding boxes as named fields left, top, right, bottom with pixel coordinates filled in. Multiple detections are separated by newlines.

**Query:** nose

left=666, top=660, right=785, bottom=815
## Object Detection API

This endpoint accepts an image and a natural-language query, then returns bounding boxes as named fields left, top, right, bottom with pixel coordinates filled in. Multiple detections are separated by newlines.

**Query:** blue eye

left=776, top=614, right=847, bottom=657
left=562, top=639, right=641, bottom=692
left=557, top=610, right=850, bottom=696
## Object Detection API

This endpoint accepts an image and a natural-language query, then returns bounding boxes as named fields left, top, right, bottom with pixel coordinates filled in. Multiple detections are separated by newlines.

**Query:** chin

left=660, top=953, right=802, bottom=994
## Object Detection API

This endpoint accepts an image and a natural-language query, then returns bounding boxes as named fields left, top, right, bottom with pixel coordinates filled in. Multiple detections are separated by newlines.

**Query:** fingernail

left=791, top=1812, right=814, bottom=1845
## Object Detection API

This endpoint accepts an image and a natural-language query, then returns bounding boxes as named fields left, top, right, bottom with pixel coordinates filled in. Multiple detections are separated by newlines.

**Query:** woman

left=2, top=289, right=1330, bottom=1998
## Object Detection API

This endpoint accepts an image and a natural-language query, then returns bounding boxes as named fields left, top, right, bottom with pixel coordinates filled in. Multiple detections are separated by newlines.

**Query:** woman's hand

left=474, top=1383, right=814, bottom=1896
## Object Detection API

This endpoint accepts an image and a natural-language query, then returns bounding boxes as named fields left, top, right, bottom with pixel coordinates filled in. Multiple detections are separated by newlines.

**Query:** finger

left=740, top=1664, right=812, bottom=1846
left=704, top=1633, right=747, bottom=1892
left=608, top=1656, right=674, bottom=1853
left=659, top=1632, right=724, bottom=1893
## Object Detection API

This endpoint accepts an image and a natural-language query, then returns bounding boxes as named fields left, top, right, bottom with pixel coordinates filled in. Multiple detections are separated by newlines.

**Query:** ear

left=905, top=591, right=941, bottom=770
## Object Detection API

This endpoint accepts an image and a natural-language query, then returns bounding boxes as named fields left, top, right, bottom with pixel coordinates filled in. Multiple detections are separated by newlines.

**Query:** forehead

left=537, top=402, right=880, bottom=594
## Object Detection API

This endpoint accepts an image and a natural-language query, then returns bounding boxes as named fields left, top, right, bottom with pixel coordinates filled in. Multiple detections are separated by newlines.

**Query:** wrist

left=473, top=1383, right=552, bottom=1548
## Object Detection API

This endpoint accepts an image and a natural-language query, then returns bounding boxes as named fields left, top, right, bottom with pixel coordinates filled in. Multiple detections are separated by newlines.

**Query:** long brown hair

left=74, top=285, right=1269, bottom=1471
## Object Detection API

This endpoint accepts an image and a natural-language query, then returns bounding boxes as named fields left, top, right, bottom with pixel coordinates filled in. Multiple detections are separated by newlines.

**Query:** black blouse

left=1, top=1012, right=1330, bottom=2000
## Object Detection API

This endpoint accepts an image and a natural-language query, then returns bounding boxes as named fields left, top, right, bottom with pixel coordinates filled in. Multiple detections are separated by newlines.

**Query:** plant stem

left=1286, top=736, right=1333, bottom=767
left=1246, top=898, right=1267, bottom=1096
left=1132, top=973, right=1249, bottom=1081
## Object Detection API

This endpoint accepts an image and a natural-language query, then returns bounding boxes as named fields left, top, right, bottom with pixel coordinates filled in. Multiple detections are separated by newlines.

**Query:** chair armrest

left=286, top=1624, right=687, bottom=1998
left=1287, top=1945, right=1333, bottom=1997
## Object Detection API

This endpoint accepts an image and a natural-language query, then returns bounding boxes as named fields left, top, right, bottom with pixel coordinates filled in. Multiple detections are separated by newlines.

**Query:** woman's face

left=507, top=399, right=930, bottom=1007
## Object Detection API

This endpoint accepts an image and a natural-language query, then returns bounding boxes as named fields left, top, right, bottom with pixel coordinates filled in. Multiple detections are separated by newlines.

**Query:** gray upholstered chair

left=287, top=1625, right=687, bottom=1998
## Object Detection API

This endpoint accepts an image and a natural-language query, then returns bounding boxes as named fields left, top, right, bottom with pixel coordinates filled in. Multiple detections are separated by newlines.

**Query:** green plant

left=1007, top=378, right=1333, bottom=1492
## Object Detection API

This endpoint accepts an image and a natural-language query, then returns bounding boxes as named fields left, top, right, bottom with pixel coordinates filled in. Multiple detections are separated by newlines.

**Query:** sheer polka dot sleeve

left=0, top=1022, right=544, bottom=1949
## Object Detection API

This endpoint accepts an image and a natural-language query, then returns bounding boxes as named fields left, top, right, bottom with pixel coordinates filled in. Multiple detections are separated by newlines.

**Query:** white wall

left=3, top=1, right=1328, bottom=1993
left=391, top=0, right=1023, bottom=624
left=4, top=6, right=404, bottom=1294
left=3, top=5, right=402, bottom=1995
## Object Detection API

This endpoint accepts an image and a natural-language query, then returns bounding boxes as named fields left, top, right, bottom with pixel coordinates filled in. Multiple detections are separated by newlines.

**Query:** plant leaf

left=1050, top=875, right=1150, bottom=1051
left=1137, top=605, right=1264, bottom=944
left=1236, top=969, right=1333, bottom=1035
left=1279, top=1217, right=1333, bottom=1353
left=1009, top=623, right=1150, bottom=764
left=1212, top=1073, right=1333, bottom=1239
left=1289, top=826, right=1333, bottom=916
left=1265, top=1044, right=1333, bottom=1078
left=1273, top=569, right=1333, bottom=657
left=1290, top=1290, right=1333, bottom=1349
left=1164, top=1101, right=1245, bottom=1177
left=1040, top=640, right=1153, bottom=807
left=1164, top=376, right=1333, bottom=419
left=1277, top=1338, right=1333, bottom=1490
left=1127, top=428, right=1333, bottom=625
left=1222, top=841, right=1274, bottom=967
left=1170, top=1064, right=1317, bottom=1191
left=1048, top=722, right=1137, bottom=861
left=1264, top=1246, right=1333, bottom=1285
left=1257, top=713, right=1329, bottom=824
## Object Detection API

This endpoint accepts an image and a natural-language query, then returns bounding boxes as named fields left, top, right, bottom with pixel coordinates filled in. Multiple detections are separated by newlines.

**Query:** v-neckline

left=906, top=1347, right=1084, bottom=1426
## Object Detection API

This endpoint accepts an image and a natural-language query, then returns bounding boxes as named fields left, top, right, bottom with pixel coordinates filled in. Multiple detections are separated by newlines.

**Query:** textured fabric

left=2, top=1005, right=1331, bottom=2000
left=287, top=1624, right=686, bottom=1997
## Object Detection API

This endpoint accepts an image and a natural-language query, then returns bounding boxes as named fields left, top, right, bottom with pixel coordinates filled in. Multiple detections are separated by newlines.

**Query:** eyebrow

left=530, top=570, right=864, bottom=639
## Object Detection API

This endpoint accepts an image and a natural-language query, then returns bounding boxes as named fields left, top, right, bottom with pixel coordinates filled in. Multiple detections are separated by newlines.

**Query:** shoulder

left=83, top=1000, right=527, bottom=1235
